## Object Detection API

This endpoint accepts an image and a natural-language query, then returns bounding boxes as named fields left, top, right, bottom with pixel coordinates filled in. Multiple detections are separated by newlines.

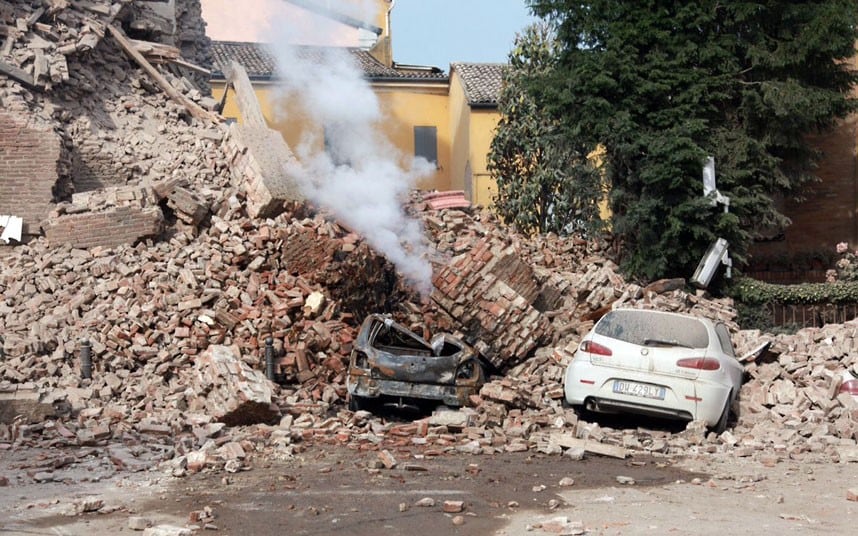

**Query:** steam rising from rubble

left=266, top=6, right=435, bottom=295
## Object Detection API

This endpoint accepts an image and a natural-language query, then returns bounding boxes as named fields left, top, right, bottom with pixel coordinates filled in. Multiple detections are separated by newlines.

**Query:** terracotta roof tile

left=211, top=41, right=447, bottom=82
left=423, top=191, right=471, bottom=210
left=451, top=62, right=506, bottom=106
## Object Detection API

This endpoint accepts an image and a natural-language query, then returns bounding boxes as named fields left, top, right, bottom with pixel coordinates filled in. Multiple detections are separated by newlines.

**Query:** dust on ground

left=1, top=441, right=856, bottom=536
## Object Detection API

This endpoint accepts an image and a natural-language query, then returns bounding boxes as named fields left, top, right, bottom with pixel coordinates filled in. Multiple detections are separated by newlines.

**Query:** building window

left=414, top=126, right=437, bottom=166
left=324, top=125, right=350, bottom=167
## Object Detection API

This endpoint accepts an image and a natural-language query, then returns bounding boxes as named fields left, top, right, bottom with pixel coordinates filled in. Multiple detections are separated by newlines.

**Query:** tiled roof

left=211, top=41, right=277, bottom=79
left=210, top=41, right=447, bottom=81
left=451, top=62, right=506, bottom=106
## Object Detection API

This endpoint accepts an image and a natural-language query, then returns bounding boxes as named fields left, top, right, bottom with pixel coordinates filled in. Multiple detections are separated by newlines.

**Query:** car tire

left=348, top=395, right=366, bottom=412
left=712, top=392, right=732, bottom=434
left=570, top=403, right=595, bottom=422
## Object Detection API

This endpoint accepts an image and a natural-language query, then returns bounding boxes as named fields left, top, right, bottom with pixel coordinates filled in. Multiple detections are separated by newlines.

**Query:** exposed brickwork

left=222, top=123, right=303, bottom=219
left=752, top=115, right=858, bottom=265
left=431, top=235, right=552, bottom=369
left=175, top=0, right=213, bottom=93
left=0, top=112, right=62, bottom=237
left=42, top=206, right=163, bottom=249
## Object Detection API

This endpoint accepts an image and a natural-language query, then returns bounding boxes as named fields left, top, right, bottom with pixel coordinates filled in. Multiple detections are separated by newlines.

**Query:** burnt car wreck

left=346, top=314, right=485, bottom=411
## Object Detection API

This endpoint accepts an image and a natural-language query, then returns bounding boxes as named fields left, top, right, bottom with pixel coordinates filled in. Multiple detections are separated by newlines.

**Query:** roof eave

left=366, top=76, right=449, bottom=84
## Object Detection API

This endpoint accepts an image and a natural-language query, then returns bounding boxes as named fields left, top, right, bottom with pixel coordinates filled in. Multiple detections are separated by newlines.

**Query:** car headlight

left=456, top=360, right=477, bottom=380
left=352, top=350, right=369, bottom=369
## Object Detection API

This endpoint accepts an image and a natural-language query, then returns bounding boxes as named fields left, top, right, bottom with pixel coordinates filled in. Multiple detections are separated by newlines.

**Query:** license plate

left=612, top=380, right=666, bottom=400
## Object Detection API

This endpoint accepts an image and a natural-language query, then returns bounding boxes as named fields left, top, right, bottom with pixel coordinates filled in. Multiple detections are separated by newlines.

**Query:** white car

left=564, top=308, right=743, bottom=432
left=839, top=367, right=858, bottom=401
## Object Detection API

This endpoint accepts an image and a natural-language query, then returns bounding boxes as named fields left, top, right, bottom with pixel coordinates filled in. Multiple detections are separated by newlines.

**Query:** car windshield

left=595, top=310, right=709, bottom=349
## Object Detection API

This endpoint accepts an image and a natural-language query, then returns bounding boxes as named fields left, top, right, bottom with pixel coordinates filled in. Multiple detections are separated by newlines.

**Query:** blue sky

left=390, top=0, right=538, bottom=69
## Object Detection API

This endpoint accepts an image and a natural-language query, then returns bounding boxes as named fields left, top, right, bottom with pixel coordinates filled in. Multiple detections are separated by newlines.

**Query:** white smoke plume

left=265, top=2, right=435, bottom=295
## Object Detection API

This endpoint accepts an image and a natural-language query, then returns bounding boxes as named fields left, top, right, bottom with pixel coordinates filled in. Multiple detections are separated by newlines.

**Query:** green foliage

left=526, top=0, right=858, bottom=281
left=730, top=277, right=858, bottom=305
left=488, top=22, right=605, bottom=236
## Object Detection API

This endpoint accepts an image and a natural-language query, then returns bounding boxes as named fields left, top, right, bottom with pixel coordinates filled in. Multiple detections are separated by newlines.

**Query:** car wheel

left=711, top=392, right=732, bottom=434
left=348, top=395, right=366, bottom=412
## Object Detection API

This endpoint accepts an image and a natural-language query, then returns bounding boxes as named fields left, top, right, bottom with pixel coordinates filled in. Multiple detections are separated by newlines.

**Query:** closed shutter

left=414, top=126, right=437, bottom=165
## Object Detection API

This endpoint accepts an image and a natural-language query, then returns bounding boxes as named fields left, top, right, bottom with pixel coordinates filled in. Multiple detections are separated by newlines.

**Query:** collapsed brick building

left=0, top=0, right=856, bottom=479
left=0, top=0, right=212, bottom=242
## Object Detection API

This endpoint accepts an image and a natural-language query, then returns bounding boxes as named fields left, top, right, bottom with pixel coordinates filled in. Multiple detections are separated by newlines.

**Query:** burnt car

left=346, top=314, right=485, bottom=411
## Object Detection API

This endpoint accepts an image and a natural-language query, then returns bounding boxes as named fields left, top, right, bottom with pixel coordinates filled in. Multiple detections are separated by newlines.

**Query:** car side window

left=714, top=324, right=736, bottom=357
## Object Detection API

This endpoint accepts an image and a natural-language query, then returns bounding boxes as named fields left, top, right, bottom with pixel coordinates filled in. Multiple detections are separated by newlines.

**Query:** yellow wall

left=448, top=70, right=502, bottom=207
left=448, top=72, right=470, bottom=194
left=211, top=62, right=503, bottom=202
left=468, top=109, right=501, bottom=207
left=374, top=82, right=451, bottom=191
left=212, top=79, right=451, bottom=191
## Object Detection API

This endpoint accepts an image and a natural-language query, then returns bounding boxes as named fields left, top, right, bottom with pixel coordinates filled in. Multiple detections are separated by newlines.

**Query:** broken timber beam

left=0, top=59, right=36, bottom=88
left=129, top=38, right=181, bottom=61
left=170, top=57, right=211, bottom=76
left=106, top=23, right=220, bottom=124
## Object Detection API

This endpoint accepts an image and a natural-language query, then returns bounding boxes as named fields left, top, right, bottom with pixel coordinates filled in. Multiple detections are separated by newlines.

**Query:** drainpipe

left=264, top=337, right=276, bottom=381
left=80, top=338, right=92, bottom=380
left=384, top=0, right=395, bottom=66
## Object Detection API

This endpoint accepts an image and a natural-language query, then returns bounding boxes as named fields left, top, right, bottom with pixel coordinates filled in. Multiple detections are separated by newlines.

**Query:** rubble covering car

left=346, top=314, right=485, bottom=411
left=563, top=308, right=744, bottom=432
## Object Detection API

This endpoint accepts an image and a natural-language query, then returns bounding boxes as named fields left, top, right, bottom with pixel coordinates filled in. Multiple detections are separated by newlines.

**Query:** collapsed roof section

left=0, top=0, right=211, bottom=91
left=0, top=1, right=303, bottom=246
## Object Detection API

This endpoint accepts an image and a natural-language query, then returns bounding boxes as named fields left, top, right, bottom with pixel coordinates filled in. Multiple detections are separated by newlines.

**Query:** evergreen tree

left=488, top=22, right=604, bottom=236
left=527, top=0, right=858, bottom=280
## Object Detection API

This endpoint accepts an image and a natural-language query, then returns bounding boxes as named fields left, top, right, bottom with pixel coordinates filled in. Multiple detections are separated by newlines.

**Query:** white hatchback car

left=840, top=367, right=858, bottom=401
left=564, top=308, right=743, bottom=432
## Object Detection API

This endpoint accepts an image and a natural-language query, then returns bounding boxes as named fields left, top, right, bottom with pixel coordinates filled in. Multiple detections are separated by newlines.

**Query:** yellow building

left=448, top=63, right=504, bottom=207
left=208, top=3, right=505, bottom=206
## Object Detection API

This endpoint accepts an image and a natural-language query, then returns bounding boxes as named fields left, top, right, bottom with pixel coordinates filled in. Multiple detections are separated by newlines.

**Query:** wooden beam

left=106, top=23, right=220, bottom=124
left=129, top=38, right=181, bottom=61
left=27, top=7, right=46, bottom=27
left=217, top=80, right=232, bottom=116
left=0, top=59, right=36, bottom=88
left=169, top=57, right=211, bottom=76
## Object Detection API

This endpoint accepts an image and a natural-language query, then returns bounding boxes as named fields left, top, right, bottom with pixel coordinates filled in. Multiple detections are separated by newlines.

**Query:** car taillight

left=840, top=379, right=858, bottom=395
left=581, top=340, right=612, bottom=356
left=676, top=357, right=720, bottom=371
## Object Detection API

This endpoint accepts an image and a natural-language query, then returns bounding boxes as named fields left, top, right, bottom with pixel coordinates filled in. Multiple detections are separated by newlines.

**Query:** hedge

left=730, top=277, right=858, bottom=305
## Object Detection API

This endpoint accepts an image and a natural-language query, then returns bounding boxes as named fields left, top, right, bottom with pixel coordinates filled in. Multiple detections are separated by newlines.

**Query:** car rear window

left=595, top=310, right=709, bottom=348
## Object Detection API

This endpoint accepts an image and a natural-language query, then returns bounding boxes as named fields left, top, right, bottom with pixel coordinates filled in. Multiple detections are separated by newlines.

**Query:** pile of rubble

left=0, top=0, right=210, bottom=91
left=0, top=0, right=855, bottom=485
left=3, top=191, right=856, bottom=476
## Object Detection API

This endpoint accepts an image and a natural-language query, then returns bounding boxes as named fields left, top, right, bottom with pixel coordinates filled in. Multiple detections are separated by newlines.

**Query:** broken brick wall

left=1, top=1, right=216, bottom=198
left=61, top=44, right=209, bottom=194
left=750, top=114, right=858, bottom=281
left=0, top=111, right=68, bottom=238
left=432, top=235, right=553, bottom=370
left=43, top=205, right=164, bottom=249
left=223, top=124, right=303, bottom=218
left=175, top=0, right=213, bottom=93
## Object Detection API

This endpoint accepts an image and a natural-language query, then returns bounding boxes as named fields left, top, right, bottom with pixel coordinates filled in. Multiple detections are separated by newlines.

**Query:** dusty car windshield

left=595, top=310, right=709, bottom=349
